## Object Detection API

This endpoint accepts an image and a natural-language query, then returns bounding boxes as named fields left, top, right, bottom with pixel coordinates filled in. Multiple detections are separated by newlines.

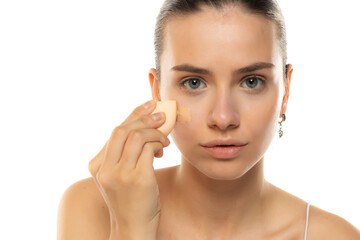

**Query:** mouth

left=201, top=144, right=248, bottom=159
left=213, top=145, right=236, bottom=147
left=201, top=139, right=247, bottom=148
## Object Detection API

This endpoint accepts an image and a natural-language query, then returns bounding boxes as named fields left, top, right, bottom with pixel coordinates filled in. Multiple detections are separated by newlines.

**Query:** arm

left=58, top=100, right=171, bottom=240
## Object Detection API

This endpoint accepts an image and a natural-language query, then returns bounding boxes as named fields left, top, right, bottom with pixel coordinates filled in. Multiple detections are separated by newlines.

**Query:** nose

left=207, top=90, right=240, bottom=131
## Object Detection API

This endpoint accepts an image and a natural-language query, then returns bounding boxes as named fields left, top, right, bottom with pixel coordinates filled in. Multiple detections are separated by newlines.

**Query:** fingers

left=88, top=99, right=170, bottom=180
left=118, top=128, right=170, bottom=170
left=122, top=100, right=157, bottom=125
left=104, top=112, right=167, bottom=167
left=154, top=149, right=163, bottom=158
left=136, top=142, right=164, bottom=171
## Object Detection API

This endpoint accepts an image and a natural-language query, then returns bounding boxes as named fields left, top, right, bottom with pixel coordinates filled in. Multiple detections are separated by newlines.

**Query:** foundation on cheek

left=176, top=104, right=191, bottom=123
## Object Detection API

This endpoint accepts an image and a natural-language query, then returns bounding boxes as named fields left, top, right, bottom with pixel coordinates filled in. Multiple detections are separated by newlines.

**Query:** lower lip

left=202, top=145, right=247, bottom=159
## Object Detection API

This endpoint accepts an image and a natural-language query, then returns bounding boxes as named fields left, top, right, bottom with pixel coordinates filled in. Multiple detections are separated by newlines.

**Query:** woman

left=57, top=0, right=360, bottom=239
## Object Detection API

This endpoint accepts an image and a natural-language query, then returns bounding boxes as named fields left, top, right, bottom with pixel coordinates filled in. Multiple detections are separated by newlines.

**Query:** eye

left=181, top=78, right=206, bottom=91
left=241, top=76, right=264, bottom=90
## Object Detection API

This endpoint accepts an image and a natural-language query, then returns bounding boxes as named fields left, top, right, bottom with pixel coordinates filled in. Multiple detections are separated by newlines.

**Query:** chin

left=187, top=156, right=257, bottom=181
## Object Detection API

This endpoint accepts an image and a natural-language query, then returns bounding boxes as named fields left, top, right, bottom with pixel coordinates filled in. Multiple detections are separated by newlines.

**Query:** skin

left=149, top=5, right=292, bottom=239
left=148, top=5, right=359, bottom=240
left=57, top=4, right=360, bottom=240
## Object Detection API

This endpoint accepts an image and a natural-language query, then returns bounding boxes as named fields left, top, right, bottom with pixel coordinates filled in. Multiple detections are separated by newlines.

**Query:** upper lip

left=201, top=139, right=248, bottom=147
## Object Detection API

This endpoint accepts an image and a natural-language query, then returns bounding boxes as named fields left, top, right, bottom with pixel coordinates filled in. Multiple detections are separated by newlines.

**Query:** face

left=149, top=5, right=291, bottom=180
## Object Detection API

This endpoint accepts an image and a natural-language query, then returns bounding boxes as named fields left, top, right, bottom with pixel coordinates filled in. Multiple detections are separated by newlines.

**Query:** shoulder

left=308, top=204, right=360, bottom=239
left=266, top=183, right=359, bottom=239
left=57, top=177, right=110, bottom=240
left=58, top=177, right=106, bottom=209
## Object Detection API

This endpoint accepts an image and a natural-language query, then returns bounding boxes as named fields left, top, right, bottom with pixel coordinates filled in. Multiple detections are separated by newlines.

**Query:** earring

left=279, top=114, right=286, bottom=138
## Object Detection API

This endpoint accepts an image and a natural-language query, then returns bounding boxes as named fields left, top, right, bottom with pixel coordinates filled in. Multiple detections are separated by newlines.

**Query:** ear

left=149, top=68, right=162, bottom=101
left=280, top=64, right=293, bottom=117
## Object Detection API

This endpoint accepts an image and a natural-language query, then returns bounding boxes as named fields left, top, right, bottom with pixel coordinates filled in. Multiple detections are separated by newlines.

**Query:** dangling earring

left=279, top=114, right=286, bottom=138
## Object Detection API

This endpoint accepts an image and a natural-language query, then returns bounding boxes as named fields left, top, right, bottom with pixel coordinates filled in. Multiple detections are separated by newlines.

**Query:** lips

left=202, top=145, right=247, bottom=159
left=214, top=145, right=235, bottom=147
left=201, top=139, right=248, bottom=159
left=201, top=139, right=247, bottom=148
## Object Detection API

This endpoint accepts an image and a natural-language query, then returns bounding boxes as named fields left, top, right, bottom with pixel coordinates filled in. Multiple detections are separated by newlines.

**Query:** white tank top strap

left=304, top=202, right=311, bottom=240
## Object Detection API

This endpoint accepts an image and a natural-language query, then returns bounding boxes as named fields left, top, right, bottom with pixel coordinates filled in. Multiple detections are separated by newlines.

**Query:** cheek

left=243, top=88, right=281, bottom=145
left=170, top=100, right=206, bottom=147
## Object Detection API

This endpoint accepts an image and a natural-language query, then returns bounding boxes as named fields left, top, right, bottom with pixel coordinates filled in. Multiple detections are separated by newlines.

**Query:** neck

left=172, top=157, right=270, bottom=234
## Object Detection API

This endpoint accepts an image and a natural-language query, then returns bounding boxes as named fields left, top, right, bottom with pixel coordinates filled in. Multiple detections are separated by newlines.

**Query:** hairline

left=156, top=2, right=287, bottom=82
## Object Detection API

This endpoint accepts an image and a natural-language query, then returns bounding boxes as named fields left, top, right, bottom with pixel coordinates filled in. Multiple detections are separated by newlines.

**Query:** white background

left=0, top=0, right=359, bottom=239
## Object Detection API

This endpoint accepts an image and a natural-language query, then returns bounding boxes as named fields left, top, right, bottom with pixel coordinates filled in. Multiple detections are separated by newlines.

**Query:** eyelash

left=180, top=75, right=266, bottom=93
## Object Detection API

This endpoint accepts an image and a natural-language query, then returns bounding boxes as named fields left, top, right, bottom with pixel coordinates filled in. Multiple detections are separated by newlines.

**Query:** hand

left=88, top=100, right=170, bottom=239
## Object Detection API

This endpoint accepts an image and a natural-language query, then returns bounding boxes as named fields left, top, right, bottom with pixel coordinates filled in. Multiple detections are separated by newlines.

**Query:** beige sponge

left=151, top=100, right=177, bottom=136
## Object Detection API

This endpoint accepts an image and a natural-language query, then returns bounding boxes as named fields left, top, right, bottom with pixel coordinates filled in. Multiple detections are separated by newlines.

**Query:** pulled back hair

left=154, top=0, right=288, bottom=81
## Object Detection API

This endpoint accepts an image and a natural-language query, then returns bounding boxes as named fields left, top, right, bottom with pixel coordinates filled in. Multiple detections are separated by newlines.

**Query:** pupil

left=247, top=78, right=257, bottom=88
left=190, top=79, right=200, bottom=89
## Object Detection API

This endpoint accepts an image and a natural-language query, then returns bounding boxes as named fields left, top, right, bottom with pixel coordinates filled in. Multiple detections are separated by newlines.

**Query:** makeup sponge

left=151, top=100, right=177, bottom=136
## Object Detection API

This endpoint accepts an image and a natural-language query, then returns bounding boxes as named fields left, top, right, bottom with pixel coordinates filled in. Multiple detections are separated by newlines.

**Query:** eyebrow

left=171, top=62, right=275, bottom=76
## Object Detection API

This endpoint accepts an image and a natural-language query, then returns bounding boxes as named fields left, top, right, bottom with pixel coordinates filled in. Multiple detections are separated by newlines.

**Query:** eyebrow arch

left=171, top=62, right=275, bottom=76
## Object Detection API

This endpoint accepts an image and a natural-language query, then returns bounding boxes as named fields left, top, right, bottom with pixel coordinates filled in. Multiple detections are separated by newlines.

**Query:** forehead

left=162, top=5, right=281, bottom=73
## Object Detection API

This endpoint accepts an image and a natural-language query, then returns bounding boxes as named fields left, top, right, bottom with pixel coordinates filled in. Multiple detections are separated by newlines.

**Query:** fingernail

left=143, top=100, right=155, bottom=109
left=151, top=112, right=164, bottom=121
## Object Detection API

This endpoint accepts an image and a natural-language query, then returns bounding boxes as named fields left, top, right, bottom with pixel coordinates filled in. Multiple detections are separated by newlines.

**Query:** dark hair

left=154, top=0, right=288, bottom=81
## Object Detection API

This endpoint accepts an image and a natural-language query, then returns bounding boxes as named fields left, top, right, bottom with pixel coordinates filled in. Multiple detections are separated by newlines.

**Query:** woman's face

left=150, top=5, right=290, bottom=180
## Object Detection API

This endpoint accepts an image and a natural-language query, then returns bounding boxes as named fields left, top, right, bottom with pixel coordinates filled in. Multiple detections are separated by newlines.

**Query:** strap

left=304, top=202, right=310, bottom=240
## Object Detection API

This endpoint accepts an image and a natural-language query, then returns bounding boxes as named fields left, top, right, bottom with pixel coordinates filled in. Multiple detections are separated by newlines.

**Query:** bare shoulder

left=57, top=177, right=110, bottom=240
left=56, top=167, right=178, bottom=240
left=308, top=204, right=360, bottom=239
left=266, top=183, right=359, bottom=239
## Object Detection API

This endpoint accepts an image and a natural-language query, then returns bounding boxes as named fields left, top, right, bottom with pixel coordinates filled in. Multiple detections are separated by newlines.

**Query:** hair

left=154, top=0, right=288, bottom=82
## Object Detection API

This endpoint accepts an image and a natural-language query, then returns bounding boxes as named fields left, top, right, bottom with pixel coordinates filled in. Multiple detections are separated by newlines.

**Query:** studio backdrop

left=0, top=0, right=359, bottom=239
